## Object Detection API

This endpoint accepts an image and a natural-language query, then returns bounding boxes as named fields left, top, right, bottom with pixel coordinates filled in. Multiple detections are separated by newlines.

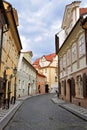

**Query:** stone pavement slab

left=0, top=101, right=22, bottom=130
left=51, top=96, right=87, bottom=121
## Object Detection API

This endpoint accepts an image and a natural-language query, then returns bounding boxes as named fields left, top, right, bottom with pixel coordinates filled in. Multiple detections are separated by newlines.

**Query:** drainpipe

left=55, top=34, right=59, bottom=96
left=0, top=26, right=3, bottom=69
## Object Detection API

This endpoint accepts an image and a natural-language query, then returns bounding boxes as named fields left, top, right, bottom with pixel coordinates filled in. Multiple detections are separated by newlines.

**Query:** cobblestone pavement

left=3, top=94, right=87, bottom=130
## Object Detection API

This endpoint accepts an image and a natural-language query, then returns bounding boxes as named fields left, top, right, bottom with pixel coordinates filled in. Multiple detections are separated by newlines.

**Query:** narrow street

left=3, top=94, right=87, bottom=130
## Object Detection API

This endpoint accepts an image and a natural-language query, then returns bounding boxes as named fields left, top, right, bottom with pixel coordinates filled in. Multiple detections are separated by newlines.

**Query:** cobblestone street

left=3, top=94, right=87, bottom=130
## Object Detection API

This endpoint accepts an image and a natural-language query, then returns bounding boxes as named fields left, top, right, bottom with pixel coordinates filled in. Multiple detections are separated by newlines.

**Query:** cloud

left=7, top=0, right=87, bottom=62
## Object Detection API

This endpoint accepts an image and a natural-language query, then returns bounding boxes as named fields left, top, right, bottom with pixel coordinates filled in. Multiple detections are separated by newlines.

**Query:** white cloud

left=34, top=36, right=42, bottom=42
left=7, top=0, right=87, bottom=61
left=20, top=35, right=31, bottom=51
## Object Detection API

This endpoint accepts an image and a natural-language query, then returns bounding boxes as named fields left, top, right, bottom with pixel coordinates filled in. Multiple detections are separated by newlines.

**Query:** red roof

left=45, top=53, right=56, bottom=62
left=33, top=58, right=40, bottom=65
left=80, top=8, right=87, bottom=15
left=33, top=53, right=56, bottom=69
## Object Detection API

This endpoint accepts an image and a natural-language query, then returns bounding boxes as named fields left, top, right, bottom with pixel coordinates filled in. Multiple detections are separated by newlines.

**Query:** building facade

left=0, top=1, right=22, bottom=108
left=56, top=1, right=87, bottom=108
left=33, top=53, right=58, bottom=92
left=36, top=72, right=46, bottom=94
left=0, top=0, right=9, bottom=109
left=17, top=51, right=37, bottom=97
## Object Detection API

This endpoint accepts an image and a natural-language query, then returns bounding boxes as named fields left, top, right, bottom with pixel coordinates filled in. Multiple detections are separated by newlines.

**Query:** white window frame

left=60, top=58, right=62, bottom=71
left=79, top=34, right=85, bottom=58
left=72, top=43, right=77, bottom=62
left=63, top=54, right=66, bottom=69
left=3, top=32, right=7, bottom=48
left=67, top=49, right=71, bottom=66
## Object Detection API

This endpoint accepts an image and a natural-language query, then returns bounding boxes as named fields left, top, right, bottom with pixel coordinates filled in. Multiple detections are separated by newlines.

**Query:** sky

left=6, top=0, right=87, bottom=61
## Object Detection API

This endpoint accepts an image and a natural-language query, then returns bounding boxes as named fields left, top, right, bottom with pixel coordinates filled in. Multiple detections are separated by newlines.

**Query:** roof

left=80, top=8, right=87, bottom=15
left=33, top=53, right=56, bottom=69
left=33, top=58, right=40, bottom=65
left=37, top=72, right=46, bottom=78
left=23, top=57, right=37, bottom=72
left=0, top=0, right=9, bottom=27
left=21, top=50, right=33, bottom=57
left=44, top=53, right=56, bottom=62
left=33, top=58, right=41, bottom=69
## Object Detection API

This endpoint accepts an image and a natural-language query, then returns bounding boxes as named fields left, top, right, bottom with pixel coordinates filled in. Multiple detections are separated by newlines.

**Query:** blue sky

left=7, top=0, right=87, bottom=61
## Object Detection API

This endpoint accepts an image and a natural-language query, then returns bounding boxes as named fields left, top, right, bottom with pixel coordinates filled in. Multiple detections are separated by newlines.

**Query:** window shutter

left=83, top=73, right=87, bottom=97
left=71, top=77, right=75, bottom=97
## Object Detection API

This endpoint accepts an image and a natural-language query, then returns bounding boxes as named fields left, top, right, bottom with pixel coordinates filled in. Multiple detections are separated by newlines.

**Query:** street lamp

left=13, top=67, right=17, bottom=104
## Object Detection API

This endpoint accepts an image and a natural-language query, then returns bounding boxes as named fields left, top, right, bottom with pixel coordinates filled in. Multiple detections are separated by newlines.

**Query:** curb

left=0, top=101, right=22, bottom=130
left=59, top=104, right=87, bottom=121
left=51, top=97, right=87, bottom=121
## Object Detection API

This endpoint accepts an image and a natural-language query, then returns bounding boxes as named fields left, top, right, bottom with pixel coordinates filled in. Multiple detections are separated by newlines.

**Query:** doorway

left=45, top=84, right=49, bottom=93
left=68, top=79, right=72, bottom=102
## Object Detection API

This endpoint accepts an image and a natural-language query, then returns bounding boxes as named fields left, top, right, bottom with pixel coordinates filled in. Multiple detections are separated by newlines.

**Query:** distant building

left=33, top=53, right=58, bottom=92
left=55, top=1, right=87, bottom=108
left=36, top=71, right=46, bottom=94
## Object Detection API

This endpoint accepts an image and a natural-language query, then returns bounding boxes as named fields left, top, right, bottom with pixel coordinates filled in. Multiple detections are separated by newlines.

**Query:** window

left=8, top=38, right=11, bottom=55
left=72, top=43, right=77, bottom=62
left=3, top=33, right=7, bottom=48
left=60, top=58, right=62, bottom=71
left=67, top=49, right=71, bottom=66
left=45, top=68, right=47, bottom=73
left=79, top=35, right=85, bottom=57
left=63, top=54, right=66, bottom=69
left=77, top=75, right=83, bottom=97
left=18, top=80, right=21, bottom=89
left=55, top=76, right=57, bottom=82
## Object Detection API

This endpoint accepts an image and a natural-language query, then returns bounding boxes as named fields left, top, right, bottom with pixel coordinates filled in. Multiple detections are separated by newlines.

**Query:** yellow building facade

left=0, top=1, right=22, bottom=108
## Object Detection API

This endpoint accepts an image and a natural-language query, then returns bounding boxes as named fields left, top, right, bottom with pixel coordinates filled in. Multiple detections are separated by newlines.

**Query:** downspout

left=85, top=29, right=87, bottom=65
left=0, top=26, right=9, bottom=73
left=55, top=34, right=59, bottom=95
left=0, top=26, right=3, bottom=72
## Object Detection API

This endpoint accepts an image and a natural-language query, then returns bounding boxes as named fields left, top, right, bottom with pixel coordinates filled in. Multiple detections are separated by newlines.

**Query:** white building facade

left=17, top=51, right=37, bottom=98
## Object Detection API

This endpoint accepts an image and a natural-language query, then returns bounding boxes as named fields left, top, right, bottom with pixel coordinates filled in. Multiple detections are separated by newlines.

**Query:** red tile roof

left=33, top=58, right=40, bottom=65
left=45, top=53, right=56, bottom=62
left=80, top=8, right=87, bottom=16
left=33, top=53, right=56, bottom=69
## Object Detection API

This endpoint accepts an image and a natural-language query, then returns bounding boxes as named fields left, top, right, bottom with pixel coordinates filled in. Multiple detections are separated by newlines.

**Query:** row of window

left=1, top=30, right=18, bottom=64
left=60, top=73, right=87, bottom=98
left=60, top=33, right=85, bottom=71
